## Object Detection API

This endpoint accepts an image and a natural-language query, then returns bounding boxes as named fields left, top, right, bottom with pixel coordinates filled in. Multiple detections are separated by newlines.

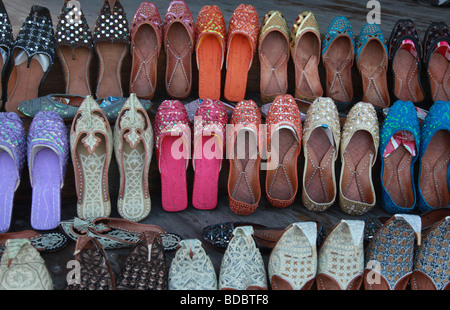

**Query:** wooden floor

left=2, top=0, right=449, bottom=290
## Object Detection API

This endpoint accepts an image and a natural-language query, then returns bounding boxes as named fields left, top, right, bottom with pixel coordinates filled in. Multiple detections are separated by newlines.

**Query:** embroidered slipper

left=70, top=96, right=113, bottom=219
left=0, top=230, right=68, bottom=254
left=0, top=113, right=26, bottom=233
left=154, top=100, right=191, bottom=212
left=97, top=96, right=152, bottom=122
left=192, top=99, right=228, bottom=210
left=130, top=2, right=162, bottom=100
left=417, top=100, right=450, bottom=213
left=114, top=94, right=154, bottom=222
left=302, top=97, right=340, bottom=212
left=227, top=99, right=262, bottom=215
left=27, top=111, right=69, bottom=230
left=163, top=0, right=195, bottom=99
left=339, top=102, right=379, bottom=215
left=93, top=0, right=130, bottom=99
left=258, top=10, right=290, bottom=104
left=56, top=0, right=93, bottom=96
left=5, top=5, right=55, bottom=115
left=18, top=94, right=85, bottom=120
left=195, top=5, right=227, bottom=100
left=265, top=94, right=302, bottom=208
left=290, top=11, right=323, bottom=102
left=356, top=23, right=390, bottom=108
left=380, top=100, right=420, bottom=214
left=0, top=1, right=13, bottom=107
left=322, top=17, right=355, bottom=108
left=224, top=4, right=259, bottom=102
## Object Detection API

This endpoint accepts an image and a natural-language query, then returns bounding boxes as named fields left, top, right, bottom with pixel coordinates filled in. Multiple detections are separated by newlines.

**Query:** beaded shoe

left=0, top=230, right=68, bottom=254
left=0, top=1, right=13, bottom=105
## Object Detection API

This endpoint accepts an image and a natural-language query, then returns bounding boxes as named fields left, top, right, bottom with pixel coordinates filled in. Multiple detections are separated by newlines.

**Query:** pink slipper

left=154, top=100, right=191, bottom=212
left=192, top=99, right=228, bottom=210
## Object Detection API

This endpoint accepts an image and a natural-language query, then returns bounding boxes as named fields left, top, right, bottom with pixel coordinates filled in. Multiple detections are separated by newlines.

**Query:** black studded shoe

left=0, top=0, right=13, bottom=107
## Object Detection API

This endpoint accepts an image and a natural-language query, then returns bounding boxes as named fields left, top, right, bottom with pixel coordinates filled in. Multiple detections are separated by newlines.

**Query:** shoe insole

left=428, top=52, right=450, bottom=101
left=393, top=49, right=425, bottom=102
left=192, top=136, right=222, bottom=210
left=96, top=42, right=127, bottom=98
left=31, top=148, right=61, bottom=230
left=0, top=152, right=18, bottom=232
left=198, top=35, right=222, bottom=100
left=160, top=136, right=188, bottom=212
left=295, top=32, right=322, bottom=99
left=419, top=130, right=450, bottom=208
left=131, top=24, right=158, bottom=98
left=58, top=46, right=92, bottom=96
left=224, top=34, right=252, bottom=102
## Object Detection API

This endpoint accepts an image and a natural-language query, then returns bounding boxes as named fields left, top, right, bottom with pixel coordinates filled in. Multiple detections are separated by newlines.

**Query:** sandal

left=339, top=102, right=379, bottom=215
left=265, top=94, right=302, bottom=208
left=417, top=100, right=450, bottom=213
left=93, top=0, right=130, bottom=99
left=0, top=230, right=68, bottom=254
left=27, top=111, right=69, bottom=230
left=129, top=2, right=162, bottom=100
left=5, top=5, right=55, bottom=115
left=195, top=5, right=227, bottom=100
left=70, top=96, right=113, bottom=219
left=56, top=0, right=93, bottom=96
left=302, top=97, right=340, bottom=212
left=163, top=0, right=195, bottom=99
left=258, top=10, right=290, bottom=104
left=380, top=100, right=420, bottom=214
left=0, top=1, right=13, bottom=106
left=290, top=11, right=323, bottom=102
left=224, top=4, right=259, bottom=102
left=154, top=100, right=191, bottom=212
left=0, top=113, right=26, bottom=233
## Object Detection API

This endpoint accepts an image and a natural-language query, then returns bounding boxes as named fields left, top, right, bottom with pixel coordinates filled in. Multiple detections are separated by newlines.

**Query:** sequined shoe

left=0, top=113, right=26, bottom=233
left=0, top=0, right=13, bottom=106
left=27, top=111, right=69, bottom=230
left=56, top=0, right=93, bottom=96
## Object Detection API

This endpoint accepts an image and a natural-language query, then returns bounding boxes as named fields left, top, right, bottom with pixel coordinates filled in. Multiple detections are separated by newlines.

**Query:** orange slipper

left=195, top=5, right=227, bottom=100
left=224, top=4, right=259, bottom=102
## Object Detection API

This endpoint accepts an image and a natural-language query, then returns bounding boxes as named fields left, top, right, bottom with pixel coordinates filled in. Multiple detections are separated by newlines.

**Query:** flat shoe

left=0, top=230, right=68, bottom=254
left=0, top=1, right=13, bottom=106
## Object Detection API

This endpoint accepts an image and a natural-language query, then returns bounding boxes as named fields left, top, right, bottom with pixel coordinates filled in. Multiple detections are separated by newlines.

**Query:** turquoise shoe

left=417, top=100, right=450, bottom=213
left=380, top=100, right=420, bottom=214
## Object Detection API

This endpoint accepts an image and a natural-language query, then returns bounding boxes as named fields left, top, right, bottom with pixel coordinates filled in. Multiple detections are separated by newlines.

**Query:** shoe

left=154, top=100, right=190, bottom=212
left=364, top=214, right=422, bottom=290
left=339, top=102, right=379, bottom=215
left=290, top=11, right=323, bottom=102
left=93, top=0, right=130, bottom=99
left=192, top=99, right=228, bottom=210
left=268, top=222, right=318, bottom=290
left=169, top=239, right=217, bottom=290
left=317, top=219, right=365, bottom=290
left=417, top=100, right=450, bottom=213
left=224, top=4, right=259, bottom=102
left=356, top=23, right=390, bottom=108
left=114, top=94, right=153, bottom=221
left=380, top=100, right=420, bottom=214
left=97, top=96, right=152, bottom=123
left=27, top=111, right=69, bottom=230
left=219, top=226, right=267, bottom=290
left=130, top=2, right=162, bottom=100
left=55, top=0, right=93, bottom=96
left=195, top=5, right=227, bottom=100
left=163, top=0, right=194, bottom=99
left=5, top=5, right=55, bottom=115
left=322, top=17, right=355, bottom=109
left=65, top=235, right=115, bottom=290
left=388, top=19, right=425, bottom=106
left=0, top=239, right=53, bottom=290
left=422, top=22, right=450, bottom=104
left=0, top=230, right=68, bottom=254
left=70, top=96, right=113, bottom=219
left=265, top=94, right=302, bottom=208
left=0, top=0, right=13, bottom=105
left=302, top=97, right=340, bottom=212
left=227, top=99, right=262, bottom=215
left=259, top=10, right=290, bottom=104
left=116, top=231, right=168, bottom=290
left=0, top=112, right=26, bottom=233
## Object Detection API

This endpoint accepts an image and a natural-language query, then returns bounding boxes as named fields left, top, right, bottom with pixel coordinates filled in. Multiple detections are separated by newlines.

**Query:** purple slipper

left=0, top=113, right=26, bottom=233
left=27, top=111, right=69, bottom=230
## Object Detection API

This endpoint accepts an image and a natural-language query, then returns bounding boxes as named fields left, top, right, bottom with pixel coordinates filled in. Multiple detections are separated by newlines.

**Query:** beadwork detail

left=93, top=0, right=130, bottom=45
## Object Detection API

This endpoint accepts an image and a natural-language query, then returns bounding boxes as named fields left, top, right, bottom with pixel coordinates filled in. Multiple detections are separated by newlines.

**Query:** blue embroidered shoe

left=417, top=100, right=450, bottom=213
left=380, top=100, right=420, bottom=214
